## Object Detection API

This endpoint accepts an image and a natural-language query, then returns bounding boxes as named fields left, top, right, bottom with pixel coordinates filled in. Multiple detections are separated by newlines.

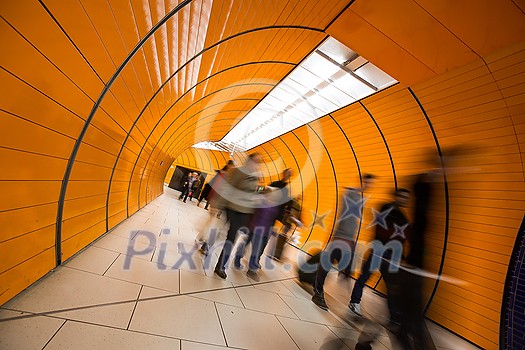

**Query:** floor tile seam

left=273, top=314, right=301, bottom=350
left=40, top=318, right=67, bottom=350
left=62, top=265, right=178, bottom=294
left=212, top=297, right=304, bottom=322
left=2, top=308, right=164, bottom=339
left=181, top=338, right=247, bottom=350
left=45, top=265, right=147, bottom=290
left=92, top=242, right=157, bottom=258
left=274, top=292, right=302, bottom=319
left=232, top=285, right=247, bottom=309
left=322, top=322, right=355, bottom=350
left=0, top=280, right=297, bottom=323
left=277, top=313, right=354, bottom=331
left=280, top=279, right=307, bottom=298
left=126, top=285, right=143, bottom=330
left=43, top=317, right=189, bottom=344
left=251, top=285, right=297, bottom=299
left=102, top=252, right=122, bottom=276
left=226, top=303, right=301, bottom=321
left=213, top=302, right=229, bottom=348
left=187, top=294, right=244, bottom=309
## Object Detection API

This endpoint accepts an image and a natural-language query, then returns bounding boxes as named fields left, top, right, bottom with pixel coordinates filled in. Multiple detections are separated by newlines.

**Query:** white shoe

left=349, top=302, right=362, bottom=316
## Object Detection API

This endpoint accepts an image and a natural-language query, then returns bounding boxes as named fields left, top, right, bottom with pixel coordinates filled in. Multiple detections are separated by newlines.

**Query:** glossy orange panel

left=326, top=8, right=436, bottom=86
left=0, top=248, right=55, bottom=306
left=61, top=221, right=106, bottom=261
left=0, top=0, right=104, bottom=99
left=2, top=2, right=525, bottom=349
left=415, top=0, right=525, bottom=57
left=350, top=0, right=478, bottom=74
left=0, top=225, right=55, bottom=275
left=0, top=181, right=61, bottom=212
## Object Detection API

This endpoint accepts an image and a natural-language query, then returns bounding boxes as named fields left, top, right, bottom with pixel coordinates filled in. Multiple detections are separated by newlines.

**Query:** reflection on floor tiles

left=0, top=188, right=482, bottom=349
left=278, top=316, right=348, bottom=350
left=216, top=303, right=299, bottom=350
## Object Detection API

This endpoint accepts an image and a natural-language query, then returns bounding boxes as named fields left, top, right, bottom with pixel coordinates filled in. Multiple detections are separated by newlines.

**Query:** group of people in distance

left=178, top=172, right=201, bottom=203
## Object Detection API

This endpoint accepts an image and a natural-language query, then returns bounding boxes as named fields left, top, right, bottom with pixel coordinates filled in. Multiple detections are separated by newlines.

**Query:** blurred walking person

left=311, top=174, right=376, bottom=311
left=214, top=153, right=263, bottom=279
left=195, top=160, right=235, bottom=255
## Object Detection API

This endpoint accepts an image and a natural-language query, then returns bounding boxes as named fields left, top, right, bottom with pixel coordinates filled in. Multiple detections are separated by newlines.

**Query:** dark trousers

left=313, top=239, right=355, bottom=295
left=350, top=252, right=400, bottom=323
left=179, top=186, right=192, bottom=201
left=386, top=268, right=436, bottom=350
left=350, top=254, right=375, bottom=303
left=234, top=231, right=270, bottom=271
left=215, top=208, right=251, bottom=272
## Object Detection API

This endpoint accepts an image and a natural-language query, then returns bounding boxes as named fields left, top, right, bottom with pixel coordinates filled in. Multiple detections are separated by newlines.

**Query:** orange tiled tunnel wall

left=1, top=1, right=525, bottom=349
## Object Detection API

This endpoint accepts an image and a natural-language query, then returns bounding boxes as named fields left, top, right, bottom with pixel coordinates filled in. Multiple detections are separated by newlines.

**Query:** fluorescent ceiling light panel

left=192, top=37, right=397, bottom=152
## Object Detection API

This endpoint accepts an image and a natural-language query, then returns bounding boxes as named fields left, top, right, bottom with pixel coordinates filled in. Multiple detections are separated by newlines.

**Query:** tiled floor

left=0, top=187, right=481, bottom=350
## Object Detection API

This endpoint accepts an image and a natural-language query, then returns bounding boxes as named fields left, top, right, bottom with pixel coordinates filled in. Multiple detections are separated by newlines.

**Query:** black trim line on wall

left=408, top=87, right=450, bottom=314
left=323, top=0, right=357, bottom=32
left=199, top=148, right=214, bottom=174
left=257, top=144, right=279, bottom=183
left=359, top=101, right=398, bottom=190
left=286, top=130, right=320, bottom=251
left=273, top=136, right=305, bottom=238
left=132, top=84, right=273, bottom=211
left=54, top=0, right=192, bottom=266
left=265, top=139, right=291, bottom=188
left=107, top=61, right=290, bottom=225
left=306, top=123, right=339, bottom=244
left=357, top=101, right=398, bottom=290
left=327, top=114, right=363, bottom=242
left=127, top=30, right=329, bottom=209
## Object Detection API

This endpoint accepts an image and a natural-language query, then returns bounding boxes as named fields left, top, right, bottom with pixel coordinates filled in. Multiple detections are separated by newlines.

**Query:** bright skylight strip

left=192, top=37, right=397, bottom=153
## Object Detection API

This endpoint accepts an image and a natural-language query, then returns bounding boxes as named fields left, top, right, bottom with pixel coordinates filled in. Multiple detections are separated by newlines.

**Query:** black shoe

left=233, top=259, right=242, bottom=269
left=199, top=242, right=209, bottom=256
left=312, top=293, right=329, bottom=311
left=214, top=268, right=227, bottom=279
left=246, top=270, right=260, bottom=282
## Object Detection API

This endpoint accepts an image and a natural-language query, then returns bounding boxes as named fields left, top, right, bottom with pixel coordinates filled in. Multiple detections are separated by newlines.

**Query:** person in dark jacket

left=195, top=160, right=236, bottom=255
left=198, top=161, right=235, bottom=209
left=197, top=182, right=213, bottom=209
left=348, top=188, right=411, bottom=321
